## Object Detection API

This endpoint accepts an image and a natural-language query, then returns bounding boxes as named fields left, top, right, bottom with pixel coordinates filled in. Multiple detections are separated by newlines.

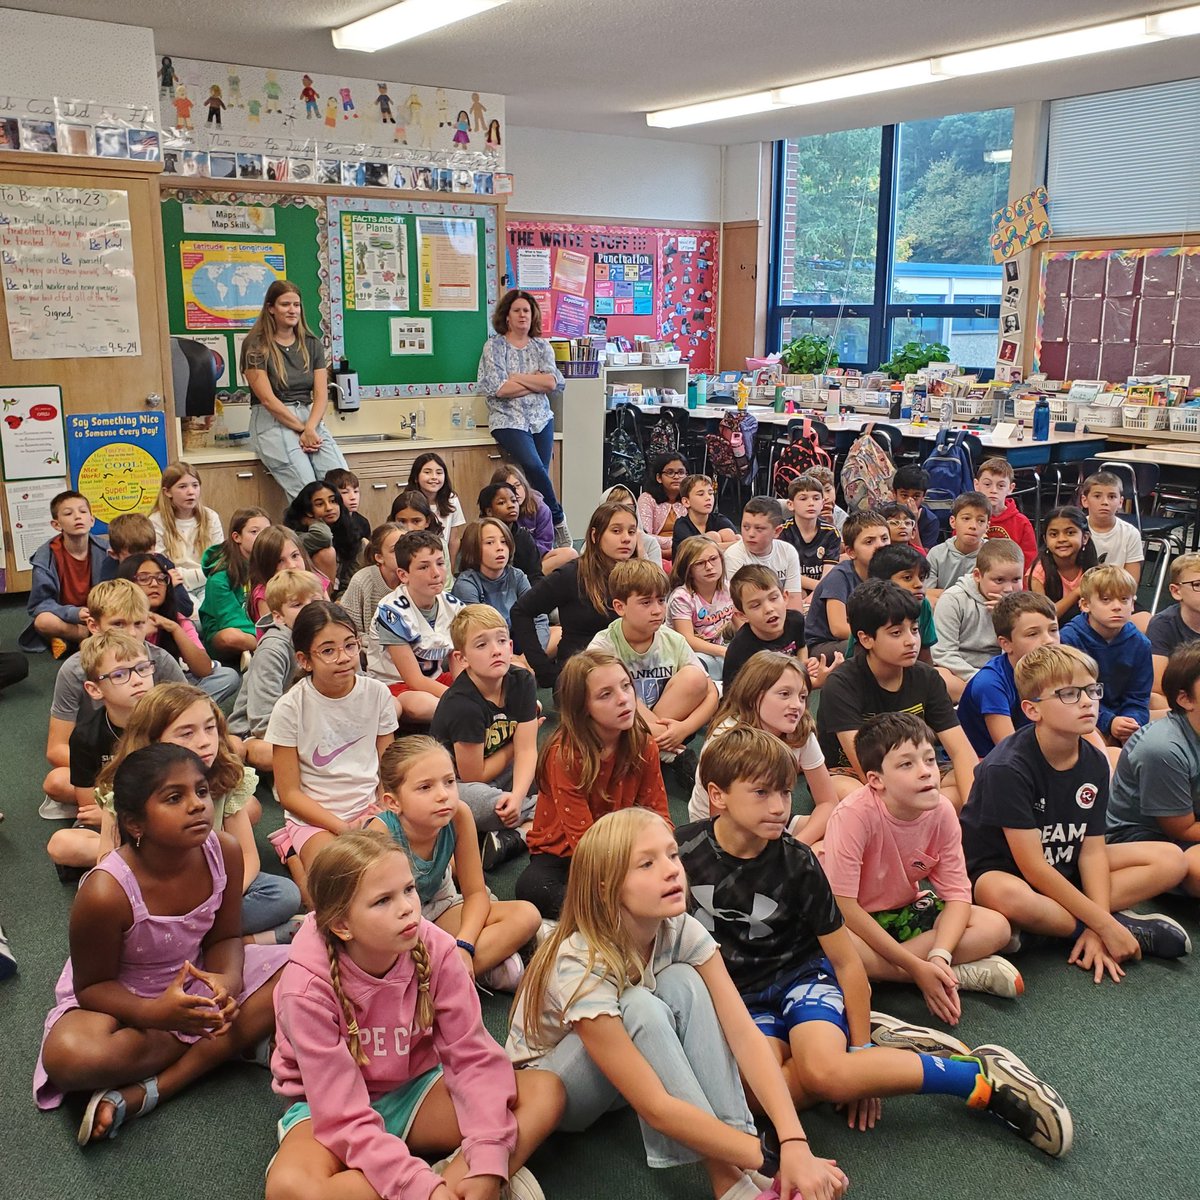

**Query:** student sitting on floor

left=1080, top=471, right=1144, bottom=597
left=777, top=474, right=840, bottom=608
left=809, top=465, right=848, bottom=535
left=822, top=712, right=1022, bottom=1025
left=1060, top=565, right=1153, bottom=745
left=723, top=495, right=804, bottom=612
left=493, top=462, right=578, bottom=573
left=880, top=502, right=924, bottom=555
left=817, top=581, right=978, bottom=807
left=338, top=522, right=401, bottom=643
left=323, top=466, right=370, bottom=552
left=150, top=461, right=224, bottom=607
left=931, top=539, right=1024, bottom=703
left=668, top=536, right=737, bottom=681
left=677, top=726, right=1073, bottom=1157
left=477, top=481, right=545, bottom=582
left=961, top=644, right=1190, bottom=982
left=198, top=507, right=271, bottom=661
left=670, top=473, right=738, bottom=555
left=589, top=558, right=718, bottom=790
left=514, top=650, right=669, bottom=919
left=721, top=565, right=811, bottom=694
left=926, top=492, right=989, bottom=607
left=1027, top=506, right=1096, bottom=625
left=1149, top=551, right=1200, bottom=709
left=1107, top=642, right=1200, bottom=898
left=509, top=807, right=849, bottom=1200
left=852, top=543, right=936, bottom=664
left=891, top=464, right=940, bottom=554
left=100, top=512, right=193, bottom=618
left=975, top=456, right=1036, bottom=573
left=638, top=451, right=690, bottom=570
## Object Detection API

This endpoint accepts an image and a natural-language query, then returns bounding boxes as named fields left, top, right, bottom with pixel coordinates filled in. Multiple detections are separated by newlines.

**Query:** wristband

left=849, top=1042, right=873, bottom=1053
left=927, top=947, right=953, bottom=965
left=778, top=1136, right=809, bottom=1145
left=455, top=939, right=476, bottom=958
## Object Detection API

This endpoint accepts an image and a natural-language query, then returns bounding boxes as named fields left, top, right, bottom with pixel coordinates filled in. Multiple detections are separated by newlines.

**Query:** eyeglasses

left=1177, top=579, right=1200, bottom=592
left=1029, top=682, right=1104, bottom=705
left=134, top=572, right=168, bottom=586
left=97, top=660, right=155, bottom=684
left=661, top=467, right=688, bottom=477
left=311, top=638, right=361, bottom=663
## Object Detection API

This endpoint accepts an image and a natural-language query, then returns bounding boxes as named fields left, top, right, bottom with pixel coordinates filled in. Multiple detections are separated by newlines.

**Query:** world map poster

left=181, top=240, right=286, bottom=329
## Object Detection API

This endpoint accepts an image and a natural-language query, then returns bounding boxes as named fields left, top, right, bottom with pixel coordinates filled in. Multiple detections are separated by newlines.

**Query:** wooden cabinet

left=345, top=450, right=424, bottom=529
left=448, top=443, right=563, bottom=519
left=199, top=461, right=286, bottom=521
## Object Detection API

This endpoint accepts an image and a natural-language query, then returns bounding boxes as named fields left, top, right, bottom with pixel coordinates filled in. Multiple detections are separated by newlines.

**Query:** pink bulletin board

left=1035, top=244, right=1200, bottom=382
left=505, top=219, right=719, bottom=371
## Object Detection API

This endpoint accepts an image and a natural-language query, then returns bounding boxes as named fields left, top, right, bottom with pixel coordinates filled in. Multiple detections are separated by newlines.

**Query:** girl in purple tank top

left=35, top=744, right=288, bottom=1144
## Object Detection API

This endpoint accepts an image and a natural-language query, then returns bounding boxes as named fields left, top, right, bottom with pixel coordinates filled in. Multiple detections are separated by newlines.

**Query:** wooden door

left=450, top=444, right=506, bottom=518
left=0, top=152, right=176, bottom=592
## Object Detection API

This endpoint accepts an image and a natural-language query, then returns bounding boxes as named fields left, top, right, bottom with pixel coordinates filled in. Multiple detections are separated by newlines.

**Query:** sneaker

left=0, top=921, right=16, bottom=981
left=969, top=1044, right=1073, bottom=1158
left=668, top=746, right=699, bottom=790
left=481, top=827, right=526, bottom=870
left=535, top=918, right=558, bottom=948
left=1115, top=909, right=1192, bottom=959
left=503, top=1167, right=545, bottom=1200
left=479, top=952, right=524, bottom=992
left=39, top=795, right=75, bottom=821
left=869, top=1011, right=969, bottom=1057
left=552, top=521, right=572, bottom=549
left=952, top=954, right=1024, bottom=998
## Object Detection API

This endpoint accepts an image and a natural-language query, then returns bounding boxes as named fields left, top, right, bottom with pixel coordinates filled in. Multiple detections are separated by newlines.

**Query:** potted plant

left=879, top=340, right=950, bottom=381
left=780, top=333, right=838, bottom=381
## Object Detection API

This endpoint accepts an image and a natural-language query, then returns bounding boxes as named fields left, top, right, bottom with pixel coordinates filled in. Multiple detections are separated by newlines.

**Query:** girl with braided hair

left=268, top=829, right=563, bottom=1200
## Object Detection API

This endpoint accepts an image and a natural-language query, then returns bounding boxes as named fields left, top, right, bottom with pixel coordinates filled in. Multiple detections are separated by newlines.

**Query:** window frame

left=769, top=122, right=1003, bottom=376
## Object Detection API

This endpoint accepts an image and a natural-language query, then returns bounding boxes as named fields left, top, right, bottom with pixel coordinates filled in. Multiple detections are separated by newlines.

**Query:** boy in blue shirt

left=1060, top=565, right=1152, bottom=746
left=805, top=510, right=890, bottom=662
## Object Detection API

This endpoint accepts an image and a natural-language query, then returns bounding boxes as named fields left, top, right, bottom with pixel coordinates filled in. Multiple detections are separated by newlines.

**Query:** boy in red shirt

left=974, top=457, right=1037, bottom=573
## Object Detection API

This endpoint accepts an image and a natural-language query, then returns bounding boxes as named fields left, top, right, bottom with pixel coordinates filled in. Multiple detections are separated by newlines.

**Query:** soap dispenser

left=332, top=358, right=360, bottom=413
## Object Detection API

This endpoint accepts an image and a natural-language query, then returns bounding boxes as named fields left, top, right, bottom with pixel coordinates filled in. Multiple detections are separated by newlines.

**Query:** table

left=1104, top=446, right=1200, bottom=551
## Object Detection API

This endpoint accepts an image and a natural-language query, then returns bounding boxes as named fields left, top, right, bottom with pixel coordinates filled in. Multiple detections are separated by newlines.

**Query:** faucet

left=398, top=411, right=418, bottom=439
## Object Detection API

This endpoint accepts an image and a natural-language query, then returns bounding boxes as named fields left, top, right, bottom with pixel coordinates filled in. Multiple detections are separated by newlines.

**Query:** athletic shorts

left=742, top=956, right=848, bottom=1042
left=268, top=805, right=380, bottom=861
left=278, top=1065, right=442, bottom=1142
left=389, top=672, right=452, bottom=697
left=871, top=891, right=944, bottom=942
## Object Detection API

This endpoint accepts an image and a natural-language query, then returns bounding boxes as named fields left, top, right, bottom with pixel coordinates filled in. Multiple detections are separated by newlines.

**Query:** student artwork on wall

left=1034, top=244, right=1200, bottom=381
left=505, top=221, right=719, bottom=371
left=991, top=187, right=1052, bottom=264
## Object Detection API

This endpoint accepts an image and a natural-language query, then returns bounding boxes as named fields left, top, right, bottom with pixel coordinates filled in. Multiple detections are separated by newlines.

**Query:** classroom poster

left=551, top=293, right=589, bottom=338
left=390, top=316, right=433, bottom=355
left=991, top=186, right=1052, bottom=264
left=4, top=477, right=68, bottom=573
left=182, top=203, right=275, bottom=236
left=181, top=240, right=286, bottom=328
left=416, top=217, right=478, bottom=311
left=0, top=386, right=66, bottom=480
left=551, top=250, right=590, bottom=297
left=516, top=248, right=551, bottom=290
left=66, top=411, right=168, bottom=532
left=0, top=184, right=141, bottom=359
left=341, top=213, right=408, bottom=311
left=184, top=334, right=232, bottom=387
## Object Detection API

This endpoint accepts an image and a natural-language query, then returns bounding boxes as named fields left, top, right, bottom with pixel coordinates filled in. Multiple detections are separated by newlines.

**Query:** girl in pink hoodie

left=268, top=829, right=563, bottom=1200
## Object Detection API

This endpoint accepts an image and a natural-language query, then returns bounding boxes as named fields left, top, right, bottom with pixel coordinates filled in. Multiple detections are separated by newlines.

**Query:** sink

left=336, top=433, right=429, bottom=445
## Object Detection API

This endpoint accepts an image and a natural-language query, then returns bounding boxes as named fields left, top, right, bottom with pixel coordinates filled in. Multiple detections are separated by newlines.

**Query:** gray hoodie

left=931, top=574, right=1000, bottom=681
left=228, top=616, right=296, bottom=738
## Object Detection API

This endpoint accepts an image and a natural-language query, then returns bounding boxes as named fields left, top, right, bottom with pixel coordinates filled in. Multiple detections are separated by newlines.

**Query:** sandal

left=77, top=1076, right=159, bottom=1145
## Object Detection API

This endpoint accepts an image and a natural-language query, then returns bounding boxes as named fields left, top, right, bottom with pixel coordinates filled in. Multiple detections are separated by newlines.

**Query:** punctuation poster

left=0, top=185, right=142, bottom=359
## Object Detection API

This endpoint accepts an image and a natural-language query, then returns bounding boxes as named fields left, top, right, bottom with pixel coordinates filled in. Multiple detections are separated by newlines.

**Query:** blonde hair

left=1080, top=563, right=1137, bottom=603
left=80, top=629, right=145, bottom=681
left=975, top=539, right=1024, bottom=575
left=538, top=650, right=651, bottom=797
left=1015, top=644, right=1098, bottom=703
left=449, top=602, right=508, bottom=653
left=94, top=682, right=243, bottom=800
left=153, top=462, right=219, bottom=564
left=1171, top=552, right=1200, bottom=584
left=710, top=651, right=814, bottom=748
left=265, top=568, right=324, bottom=614
left=308, top=829, right=434, bottom=1067
left=379, top=734, right=452, bottom=799
left=610, top=557, right=669, bottom=603
left=670, top=535, right=727, bottom=595
left=514, top=808, right=671, bottom=1048
left=86, top=578, right=150, bottom=623
left=241, top=279, right=316, bottom=388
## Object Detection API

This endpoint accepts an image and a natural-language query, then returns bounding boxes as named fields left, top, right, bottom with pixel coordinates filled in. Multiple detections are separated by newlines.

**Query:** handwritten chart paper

left=0, top=185, right=141, bottom=359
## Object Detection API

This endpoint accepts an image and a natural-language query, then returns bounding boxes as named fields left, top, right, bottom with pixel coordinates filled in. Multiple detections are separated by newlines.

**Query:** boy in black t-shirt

left=962, top=644, right=1190, bottom=976
left=817, top=580, right=977, bottom=806
left=46, top=629, right=155, bottom=872
left=677, top=726, right=1073, bottom=1157
left=778, top=474, right=840, bottom=605
left=721, top=564, right=809, bottom=692
left=430, top=604, right=538, bottom=867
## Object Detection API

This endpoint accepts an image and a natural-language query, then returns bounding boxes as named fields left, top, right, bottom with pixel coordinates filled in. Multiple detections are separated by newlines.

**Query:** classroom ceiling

left=13, top=0, right=1200, bottom=141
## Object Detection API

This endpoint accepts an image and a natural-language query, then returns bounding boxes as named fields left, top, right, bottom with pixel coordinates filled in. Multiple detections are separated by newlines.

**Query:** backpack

left=646, top=412, right=682, bottom=459
left=705, top=409, right=758, bottom=483
left=840, top=424, right=895, bottom=512
left=772, top=419, right=831, bottom=497
left=605, top=404, right=645, bottom=490
left=922, top=429, right=976, bottom=532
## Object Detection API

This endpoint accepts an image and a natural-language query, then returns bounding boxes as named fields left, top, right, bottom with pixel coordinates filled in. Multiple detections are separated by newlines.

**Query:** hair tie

left=345, top=1018, right=360, bottom=1037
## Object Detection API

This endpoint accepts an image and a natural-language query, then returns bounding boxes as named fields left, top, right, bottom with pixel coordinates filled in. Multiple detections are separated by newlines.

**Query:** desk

left=1105, top=446, right=1200, bottom=551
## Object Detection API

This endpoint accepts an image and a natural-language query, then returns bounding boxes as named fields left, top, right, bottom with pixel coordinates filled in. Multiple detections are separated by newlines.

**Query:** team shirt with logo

left=372, top=583, right=462, bottom=683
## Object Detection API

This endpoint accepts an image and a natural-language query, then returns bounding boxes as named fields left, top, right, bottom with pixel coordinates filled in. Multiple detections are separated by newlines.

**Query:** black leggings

left=514, top=853, right=571, bottom=919
left=0, top=652, right=28, bottom=694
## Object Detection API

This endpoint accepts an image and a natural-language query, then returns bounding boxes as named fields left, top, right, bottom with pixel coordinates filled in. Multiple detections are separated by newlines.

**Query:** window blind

left=1048, top=78, right=1200, bottom=237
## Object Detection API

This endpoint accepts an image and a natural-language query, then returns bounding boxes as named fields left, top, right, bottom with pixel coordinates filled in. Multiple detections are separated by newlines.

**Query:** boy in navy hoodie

left=1060, top=565, right=1152, bottom=746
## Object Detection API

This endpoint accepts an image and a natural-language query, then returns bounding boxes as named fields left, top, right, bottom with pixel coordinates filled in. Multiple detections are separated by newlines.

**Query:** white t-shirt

left=265, top=675, right=398, bottom=822
left=1088, top=518, right=1144, bottom=567
left=722, top=539, right=802, bottom=595
left=370, top=582, right=462, bottom=684
left=150, top=507, right=224, bottom=602
left=688, top=718, right=825, bottom=821
left=505, top=913, right=716, bottom=1066
left=588, top=620, right=704, bottom=708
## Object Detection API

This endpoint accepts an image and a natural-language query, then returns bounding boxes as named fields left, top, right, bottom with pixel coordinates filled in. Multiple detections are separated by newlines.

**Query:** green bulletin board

left=160, top=190, right=326, bottom=399
left=327, top=195, right=498, bottom=398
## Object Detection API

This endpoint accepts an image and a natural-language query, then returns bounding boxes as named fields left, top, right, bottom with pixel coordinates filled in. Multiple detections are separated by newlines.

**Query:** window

left=770, top=108, right=1012, bottom=374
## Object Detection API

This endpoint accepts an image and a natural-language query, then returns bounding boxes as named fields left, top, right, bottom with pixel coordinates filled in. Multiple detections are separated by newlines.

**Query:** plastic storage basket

left=1168, top=407, right=1200, bottom=434
left=561, top=360, right=601, bottom=378
left=1122, top=404, right=1168, bottom=431
left=954, top=395, right=993, bottom=420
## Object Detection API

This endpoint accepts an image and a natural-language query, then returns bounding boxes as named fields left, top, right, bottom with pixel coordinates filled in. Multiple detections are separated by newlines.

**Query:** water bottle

left=827, top=381, right=841, bottom=419
left=1033, top=395, right=1051, bottom=441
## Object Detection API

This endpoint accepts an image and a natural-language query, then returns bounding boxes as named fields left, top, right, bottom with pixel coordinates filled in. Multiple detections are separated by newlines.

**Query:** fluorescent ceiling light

left=646, top=91, right=782, bottom=129
left=931, top=18, right=1161, bottom=76
left=983, top=148, right=1013, bottom=163
left=332, top=0, right=509, bottom=52
left=774, top=61, right=943, bottom=107
left=1146, top=4, right=1200, bottom=35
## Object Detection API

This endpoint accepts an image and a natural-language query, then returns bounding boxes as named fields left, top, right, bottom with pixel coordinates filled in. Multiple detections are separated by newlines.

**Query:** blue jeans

left=491, top=421, right=562, bottom=524
left=188, top=664, right=241, bottom=714
left=241, top=871, right=302, bottom=936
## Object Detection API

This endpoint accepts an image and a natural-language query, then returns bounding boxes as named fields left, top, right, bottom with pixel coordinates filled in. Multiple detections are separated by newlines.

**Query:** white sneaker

left=869, top=1011, right=969, bottom=1056
left=953, top=955, right=1024, bottom=999
left=479, top=952, right=524, bottom=992
left=503, top=1166, right=545, bottom=1200
left=39, top=795, right=74, bottom=821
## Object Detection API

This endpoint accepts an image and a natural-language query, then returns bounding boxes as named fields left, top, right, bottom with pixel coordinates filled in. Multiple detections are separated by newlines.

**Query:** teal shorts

left=277, top=1065, right=443, bottom=1143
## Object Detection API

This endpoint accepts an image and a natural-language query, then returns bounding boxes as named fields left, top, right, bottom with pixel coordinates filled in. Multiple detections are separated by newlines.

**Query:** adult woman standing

left=477, top=290, right=569, bottom=545
left=241, top=280, right=347, bottom=499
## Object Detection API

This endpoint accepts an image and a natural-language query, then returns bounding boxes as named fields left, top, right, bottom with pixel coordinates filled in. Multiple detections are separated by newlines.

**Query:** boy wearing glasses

left=962, top=644, right=1190, bottom=980
left=1148, top=552, right=1200, bottom=708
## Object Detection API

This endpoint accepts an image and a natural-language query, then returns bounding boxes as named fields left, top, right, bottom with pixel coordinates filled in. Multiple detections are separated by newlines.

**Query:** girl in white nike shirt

left=266, top=600, right=398, bottom=900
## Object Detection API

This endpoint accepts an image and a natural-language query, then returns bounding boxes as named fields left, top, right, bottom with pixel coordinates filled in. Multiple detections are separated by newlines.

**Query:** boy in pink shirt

left=822, top=712, right=1022, bottom=1027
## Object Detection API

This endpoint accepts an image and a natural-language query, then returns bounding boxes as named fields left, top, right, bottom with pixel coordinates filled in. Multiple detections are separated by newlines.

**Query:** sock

left=918, top=1053, right=984, bottom=1100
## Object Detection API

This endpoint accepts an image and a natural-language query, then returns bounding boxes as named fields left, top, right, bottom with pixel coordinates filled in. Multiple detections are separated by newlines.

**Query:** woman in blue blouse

left=476, top=290, right=568, bottom=543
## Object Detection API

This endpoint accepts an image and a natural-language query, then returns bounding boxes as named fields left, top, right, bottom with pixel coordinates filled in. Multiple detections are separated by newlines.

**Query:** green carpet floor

left=0, top=591, right=1195, bottom=1199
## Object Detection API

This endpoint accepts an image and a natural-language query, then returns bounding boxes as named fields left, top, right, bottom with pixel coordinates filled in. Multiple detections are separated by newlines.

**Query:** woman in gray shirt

left=477, top=289, right=568, bottom=543
left=241, top=280, right=347, bottom=499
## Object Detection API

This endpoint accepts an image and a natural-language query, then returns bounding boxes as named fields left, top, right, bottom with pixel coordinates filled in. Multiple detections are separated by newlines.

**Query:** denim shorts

left=742, top=956, right=848, bottom=1042
left=277, top=1065, right=442, bottom=1143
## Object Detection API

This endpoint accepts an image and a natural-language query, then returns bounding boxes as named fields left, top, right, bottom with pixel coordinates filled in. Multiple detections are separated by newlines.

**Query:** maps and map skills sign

left=180, top=240, right=286, bottom=328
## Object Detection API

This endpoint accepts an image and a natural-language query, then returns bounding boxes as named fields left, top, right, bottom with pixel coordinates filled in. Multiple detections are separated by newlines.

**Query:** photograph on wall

left=390, top=316, right=433, bottom=355
left=180, top=239, right=286, bottom=329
